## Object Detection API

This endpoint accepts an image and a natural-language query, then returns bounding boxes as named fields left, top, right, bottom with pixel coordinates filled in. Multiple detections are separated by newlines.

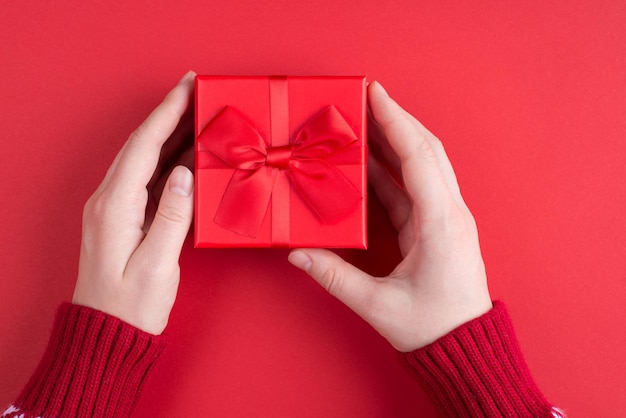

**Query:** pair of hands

left=72, top=72, right=491, bottom=352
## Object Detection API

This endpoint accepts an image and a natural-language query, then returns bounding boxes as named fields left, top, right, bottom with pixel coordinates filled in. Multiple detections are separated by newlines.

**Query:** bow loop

left=292, top=106, right=359, bottom=161
left=197, top=106, right=267, bottom=170
left=198, top=105, right=362, bottom=238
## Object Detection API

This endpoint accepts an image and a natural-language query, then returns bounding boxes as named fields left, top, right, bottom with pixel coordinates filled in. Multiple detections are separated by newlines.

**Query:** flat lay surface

left=1, top=1, right=624, bottom=416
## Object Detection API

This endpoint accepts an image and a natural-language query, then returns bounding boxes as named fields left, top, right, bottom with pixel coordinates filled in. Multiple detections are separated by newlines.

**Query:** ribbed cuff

left=11, top=303, right=168, bottom=418
left=402, top=301, right=554, bottom=417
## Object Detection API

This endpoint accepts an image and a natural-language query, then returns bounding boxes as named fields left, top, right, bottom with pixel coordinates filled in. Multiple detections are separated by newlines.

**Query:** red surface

left=195, top=76, right=367, bottom=248
left=1, top=1, right=624, bottom=416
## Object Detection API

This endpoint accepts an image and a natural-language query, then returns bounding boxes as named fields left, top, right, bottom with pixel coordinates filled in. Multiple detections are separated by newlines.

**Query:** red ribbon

left=197, top=105, right=363, bottom=238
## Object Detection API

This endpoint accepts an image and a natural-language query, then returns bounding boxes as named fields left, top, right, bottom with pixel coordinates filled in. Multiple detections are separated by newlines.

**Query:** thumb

left=143, top=165, right=194, bottom=264
left=288, top=248, right=376, bottom=316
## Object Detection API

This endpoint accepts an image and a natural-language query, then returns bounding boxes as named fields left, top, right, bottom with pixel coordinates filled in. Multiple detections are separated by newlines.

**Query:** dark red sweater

left=2, top=304, right=168, bottom=418
left=2, top=302, right=562, bottom=417
left=401, top=301, right=562, bottom=417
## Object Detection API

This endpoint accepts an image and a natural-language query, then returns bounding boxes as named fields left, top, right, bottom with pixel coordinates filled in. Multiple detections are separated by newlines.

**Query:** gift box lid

left=194, top=75, right=367, bottom=249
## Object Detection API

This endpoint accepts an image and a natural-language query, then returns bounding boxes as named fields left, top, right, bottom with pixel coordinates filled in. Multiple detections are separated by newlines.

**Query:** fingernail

left=178, top=70, right=196, bottom=85
left=373, top=80, right=389, bottom=97
left=169, top=166, right=193, bottom=197
left=288, top=250, right=312, bottom=272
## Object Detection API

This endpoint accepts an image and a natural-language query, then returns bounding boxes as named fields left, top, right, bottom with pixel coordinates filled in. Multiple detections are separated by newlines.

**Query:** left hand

left=72, top=71, right=196, bottom=335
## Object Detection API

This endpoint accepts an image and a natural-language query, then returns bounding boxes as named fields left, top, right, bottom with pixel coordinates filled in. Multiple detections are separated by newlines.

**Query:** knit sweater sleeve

left=2, top=303, right=168, bottom=418
left=401, top=301, right=564, bottom=417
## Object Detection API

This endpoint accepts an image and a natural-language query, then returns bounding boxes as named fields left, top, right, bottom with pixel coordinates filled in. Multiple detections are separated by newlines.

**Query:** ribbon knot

left=266, top=145, right=293, bottom=169
left=197, top=105, right=363, bottom=238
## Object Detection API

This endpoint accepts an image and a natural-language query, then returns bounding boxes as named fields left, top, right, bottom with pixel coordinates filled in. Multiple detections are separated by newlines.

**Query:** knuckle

left=442, top=206, right=478, bottom=242
left=127, top=126, right=144, bottom=145
left=84, top=193, right=112, bottom=222
left=163, top=96, right=183, bottom=119
left=429, top=135, right=445, bottom=153
left=83, top=189, right=147, bottom=229
left=416, top=133, right=437, bottom=161
left=382, top=107, right=407, bottom=128
left=464, top=209, right=479, bottom=230
left=318, top=265, right=343, bottom=297
left=155, top=202, right=188, bottom=225
left=81, top=195, right=113, bottom=250
left=421, top=202, right=479, bottom=247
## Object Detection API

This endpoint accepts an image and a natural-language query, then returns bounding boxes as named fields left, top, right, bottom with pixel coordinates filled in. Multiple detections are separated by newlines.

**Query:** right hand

left=289, top=81, right=492, bottom=352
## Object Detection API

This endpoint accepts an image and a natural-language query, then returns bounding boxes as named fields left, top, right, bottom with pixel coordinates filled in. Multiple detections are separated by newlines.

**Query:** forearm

left=2, top=304, right=167, bottom=418
left=402, top=301, right=564, bottom=417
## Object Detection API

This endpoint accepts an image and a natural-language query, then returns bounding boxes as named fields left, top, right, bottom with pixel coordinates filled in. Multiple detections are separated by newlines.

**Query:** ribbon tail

left=288, top=160, right=362, bottom=225
left=214, top=166, right=277, bottom=237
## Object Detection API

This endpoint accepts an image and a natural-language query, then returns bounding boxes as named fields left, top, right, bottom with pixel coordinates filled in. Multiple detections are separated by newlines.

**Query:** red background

left=1, top=1, right=624, bottom=416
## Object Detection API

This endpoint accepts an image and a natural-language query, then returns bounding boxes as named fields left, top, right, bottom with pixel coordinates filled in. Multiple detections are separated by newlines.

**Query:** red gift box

left=194, top=76, right=367, bottom=248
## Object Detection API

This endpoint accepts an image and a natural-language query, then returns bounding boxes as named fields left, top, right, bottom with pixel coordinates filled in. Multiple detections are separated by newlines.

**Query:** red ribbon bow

left=197, top=105, right=363, bottom=237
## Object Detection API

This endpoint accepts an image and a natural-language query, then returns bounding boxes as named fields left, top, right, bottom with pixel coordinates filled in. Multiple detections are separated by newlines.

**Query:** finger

left=368, top=153, right=411, bottom=231
left=367, top=107, right=402, bottom=181
left=144, top=146, right=194, bottom=232
left=107, top=71, right=195, bottom=197
left=372, top=86, right=464, bottom=206
left=288, top=248, right=378, bottom=320
left=140, top=165, right=194, bottom=265
left=101, top=74, right=194, bottom=189
left=368, top=81, right=451, bottom=220
left=369, top=99, right=463, bottom=203
left=146, top=106, right=195, bottom=192
left=152, top=145, right=194, bottom=204
left=404, top=114, right=463, bottom=204
left=157, top=104, right=195, bottom=170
